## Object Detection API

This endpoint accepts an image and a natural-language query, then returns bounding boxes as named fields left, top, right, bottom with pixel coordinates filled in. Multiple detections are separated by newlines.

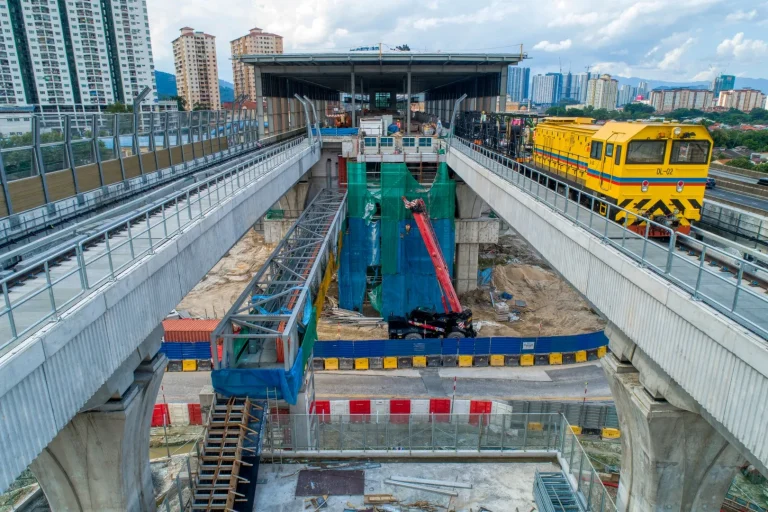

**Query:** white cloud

left=590, top=61, right=633, bottom=77
left=725, top=9, right=757, bottom=22
left=717, top=32, right=768, bottom=59
left=691, top=67, right=718, bottom=81
left=411, top=2, right=518, bottom=30
left=657, top=38, right=695, bottom=70
left=547, top=12, right=602, bottom=27
left=533, top=39, right=573, bottom=52
left=645, top=45, right=661, bottom=57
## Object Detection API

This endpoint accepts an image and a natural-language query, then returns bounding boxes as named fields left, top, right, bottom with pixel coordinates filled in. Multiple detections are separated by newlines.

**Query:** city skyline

left=146, top=0, right=767, bottom=84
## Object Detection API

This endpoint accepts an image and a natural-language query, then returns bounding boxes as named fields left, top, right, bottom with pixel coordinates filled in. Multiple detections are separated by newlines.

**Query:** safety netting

left=338, top=161, right=456, bottom=318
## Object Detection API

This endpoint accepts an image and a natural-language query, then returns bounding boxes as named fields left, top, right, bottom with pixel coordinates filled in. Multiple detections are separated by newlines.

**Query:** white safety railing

left=0, top=137, right=316, bottom=352
left=448, top=137, right=768, bottom=341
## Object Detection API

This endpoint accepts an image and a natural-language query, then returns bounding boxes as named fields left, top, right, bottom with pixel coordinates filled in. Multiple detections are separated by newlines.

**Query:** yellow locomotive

left=532, top=118, right=712, bottom=236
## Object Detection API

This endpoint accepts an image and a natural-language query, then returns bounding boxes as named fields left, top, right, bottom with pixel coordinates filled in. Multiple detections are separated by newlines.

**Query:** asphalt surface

left=709, top=168, right=757, bottom=184
left=157, top=362, right=612, bottom=403
left=706, top=187, right=768, bottom=212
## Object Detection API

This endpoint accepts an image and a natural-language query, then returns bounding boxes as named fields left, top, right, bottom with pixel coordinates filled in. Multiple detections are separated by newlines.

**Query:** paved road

left=314, top=362, right=611, bottom=401
left=706, top=188, right=768, bottom=212
left=157, top=362, right=611, bottom=403
left=709, top=169, right=757, bottom=184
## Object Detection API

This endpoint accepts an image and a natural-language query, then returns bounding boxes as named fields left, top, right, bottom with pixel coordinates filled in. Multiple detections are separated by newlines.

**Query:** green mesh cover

left=368, top=284, right=382, bottom=313
left=347, top=162, right=368, bottom=218
left=428, top=162, right=456, bottom=219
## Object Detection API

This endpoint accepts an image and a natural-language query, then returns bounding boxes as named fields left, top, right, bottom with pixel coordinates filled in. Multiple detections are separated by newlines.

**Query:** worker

left=481, top=110, right=487, bottom=122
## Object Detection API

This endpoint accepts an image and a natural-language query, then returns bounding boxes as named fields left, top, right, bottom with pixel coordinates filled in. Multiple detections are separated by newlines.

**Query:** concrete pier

left=454, top=183, right=498, bottom=294
left=603, top=324, right=744, bottom=511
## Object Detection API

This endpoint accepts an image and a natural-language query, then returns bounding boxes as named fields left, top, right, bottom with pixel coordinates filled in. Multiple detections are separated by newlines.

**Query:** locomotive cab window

left=670, top=140, right=710, bottom=164
left=605, top=143, right=614, bottom=158
left=614, top=145, right=622, bottom=165
left=626, top=140, right=666, bottom=164
left=590, top=141, right=603, bottom=159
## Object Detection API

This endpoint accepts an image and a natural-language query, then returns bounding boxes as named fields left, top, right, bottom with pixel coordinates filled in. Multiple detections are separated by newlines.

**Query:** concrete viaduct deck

left=447, top=137, right=768, bottom=511
left=0, top=136, right=320, bottom=495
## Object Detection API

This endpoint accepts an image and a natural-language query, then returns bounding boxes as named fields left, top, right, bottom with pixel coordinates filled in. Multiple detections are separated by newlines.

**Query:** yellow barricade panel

left=570, top=426, right=583, bottom=435
left=413, top=356, right=427, bottom=368
left=490, top=355, right=505, bottom=366
left=528, top=422, right=543, bottom=431
left=354, top=358, right=369, bottom=370
left=549, top=353, right=563, bottom=365
left=520, top=354, right=534, bottom=366
left=182, top=359, right=197, bottom=372
left=324, top=358, right=339, bottom=370
left=602, top=428, right=621, bottom=439
left=383, top=357, right=398, bottom=369
left=597, top=346, right=607, bottom=358
left=575, top=350, right=587, bottom=363
left=458, top=355, right=473, bottom=367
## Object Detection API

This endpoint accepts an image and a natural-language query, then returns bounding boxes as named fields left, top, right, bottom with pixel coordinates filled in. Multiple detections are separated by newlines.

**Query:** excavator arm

left=402, top=197, right=463, bottom=314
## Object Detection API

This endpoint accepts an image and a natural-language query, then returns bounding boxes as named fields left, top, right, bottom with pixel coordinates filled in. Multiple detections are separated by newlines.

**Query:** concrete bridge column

left=264, top=181, right=309, bottom=243
left=454, top=183, right=498, bottom=294
left=603, top=324, right=743, bottom=512
left=30, top=326, right=167, bottom=512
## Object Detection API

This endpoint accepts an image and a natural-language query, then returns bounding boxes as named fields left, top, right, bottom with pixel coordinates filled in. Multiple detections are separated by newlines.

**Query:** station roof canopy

left=238, top=52, right=526, bottom=93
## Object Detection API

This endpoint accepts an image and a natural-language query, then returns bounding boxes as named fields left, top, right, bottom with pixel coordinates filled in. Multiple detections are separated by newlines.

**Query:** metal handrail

left=0, top=136, right=317, bottom=352
left=448, top=136, right=768, bottom=341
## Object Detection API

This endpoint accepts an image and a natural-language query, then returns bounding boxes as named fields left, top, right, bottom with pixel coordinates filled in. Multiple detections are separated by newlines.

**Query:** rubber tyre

left=447, top=331, right=465, bottom=338
left=404, top=333, right=423, bottom=339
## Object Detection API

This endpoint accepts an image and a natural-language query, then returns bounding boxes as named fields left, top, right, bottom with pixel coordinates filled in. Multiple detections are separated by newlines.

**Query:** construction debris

left=364, top=494, right=397, bottom=504
left=389, top=476, right=472, bottom=489
left=324, top=307, right=385, bottom=326
left=384, top=480, right=459, bottom=497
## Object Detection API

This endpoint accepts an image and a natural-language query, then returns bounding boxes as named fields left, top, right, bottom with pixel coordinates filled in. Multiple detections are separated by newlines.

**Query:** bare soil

left=176, top=229, right=275, bottom=318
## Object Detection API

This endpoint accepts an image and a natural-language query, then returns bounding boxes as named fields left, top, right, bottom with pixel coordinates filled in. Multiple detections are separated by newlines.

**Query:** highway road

left=157, top=362, right=612, bottom=403
left=706, top=187, right=768, bottom=212
left=709, top=168, right=757, bottom=184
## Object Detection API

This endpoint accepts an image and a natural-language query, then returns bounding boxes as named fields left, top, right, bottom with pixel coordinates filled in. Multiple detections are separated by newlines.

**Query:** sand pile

left=176, top=229, right=275, bottom=318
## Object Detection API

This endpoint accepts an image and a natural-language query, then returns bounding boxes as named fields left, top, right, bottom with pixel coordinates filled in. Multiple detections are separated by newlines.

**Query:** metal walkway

left=214, top=188, right=346, bottom=372
left=0, top=137, right=309, bottom=356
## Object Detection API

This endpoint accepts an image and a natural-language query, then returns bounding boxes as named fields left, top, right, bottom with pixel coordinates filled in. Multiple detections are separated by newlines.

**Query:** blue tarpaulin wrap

left=312, top=331, right=608, bottom=358
left=338, top=218, right=380, bottom=312
left=478, top=268, right=493, bottom=287
left=211, top=346, right=307, bottom=404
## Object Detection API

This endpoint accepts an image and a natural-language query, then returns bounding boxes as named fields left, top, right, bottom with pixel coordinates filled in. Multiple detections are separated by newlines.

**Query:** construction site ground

left=318, top=229, right=606, bottom=340
left=254, top=460, right=559, bottom=511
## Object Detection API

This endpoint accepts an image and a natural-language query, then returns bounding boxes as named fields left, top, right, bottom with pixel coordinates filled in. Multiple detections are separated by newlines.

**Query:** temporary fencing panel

left=469, top=400, right=492, bottom=426
left=429, top=398, right=451, bottom=423
left=311, top=400, right=331, bottom=424
left=330, top=400, right=350, bottom=419
left=313, top=331, right=607, bottom=359
left=169, top=403, right=190, bottom=426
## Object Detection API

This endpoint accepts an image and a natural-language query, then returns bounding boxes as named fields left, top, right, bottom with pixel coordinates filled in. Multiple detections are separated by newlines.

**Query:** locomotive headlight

left=641, top=180, right=649, bottom=192
left=673, top=127, right=682, bottom=137
left=676, top=180, right=684, bottom=192
left=673, top=208, right=680, bottom=215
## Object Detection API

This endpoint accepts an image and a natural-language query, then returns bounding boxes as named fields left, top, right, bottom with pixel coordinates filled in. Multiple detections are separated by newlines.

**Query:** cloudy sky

left=146, top=0, right=768, bottom=83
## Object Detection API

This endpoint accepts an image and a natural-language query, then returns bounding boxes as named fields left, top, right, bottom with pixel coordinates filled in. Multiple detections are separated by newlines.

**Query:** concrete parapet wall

left=447, top=146, right=768, bottom=474
left=0, top=144, right=319, bottom=492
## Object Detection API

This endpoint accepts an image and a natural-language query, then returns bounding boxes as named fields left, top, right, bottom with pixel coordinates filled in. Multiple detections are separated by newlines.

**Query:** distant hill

left=154, top=71, right=236, bottom=105
left=155, top=70, right=177, bottom=99
left=219, top=79, right=234, bottom=103
left=617, top=76, right=768, bottom=94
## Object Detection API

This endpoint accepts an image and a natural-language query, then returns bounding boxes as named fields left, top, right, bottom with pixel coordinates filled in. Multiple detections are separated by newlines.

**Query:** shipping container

left=162, top=319, right=220, bottom=342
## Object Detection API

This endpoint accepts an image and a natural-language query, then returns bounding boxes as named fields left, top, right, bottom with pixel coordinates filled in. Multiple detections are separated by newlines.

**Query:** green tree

left=104, top=102, right=132, bottom=114
left=192, top=102, right=210, bottom=111
left=727, top=157, right=756, bottom=170
left=171, top=95, right=187, bottom=112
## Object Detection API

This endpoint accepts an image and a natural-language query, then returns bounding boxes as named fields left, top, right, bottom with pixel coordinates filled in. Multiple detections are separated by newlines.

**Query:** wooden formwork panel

left=156, top=149, right=171, bottom=169
left=211, top=138, right=221, bottom=153
left=46, top=169, right=77, bottom=202
left=141, top=152, right=157, bottom=173
left=0, top=192, right=8, bottom=217
left=123, top=155, right=141, bottom=179
left=181, top=144, right=194, bottom=161
left=170, top=146, right=183, bottom=164
left=75, top=164, right=102, bottom=192
left=101, top=159, right=123, bottom=185
left=192, top=142, right=203, bottom=156
left=8, top=176, right=45, bottom=213
left=218, top=137, right=228, bottom=150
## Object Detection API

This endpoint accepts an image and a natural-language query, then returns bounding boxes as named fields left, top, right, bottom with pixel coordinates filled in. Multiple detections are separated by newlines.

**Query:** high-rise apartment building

left=231, top=28, right=283, bottom=101
left=617, top=84, right=638, bottom=108
left=507, top=66, right=530, bottom=102
left=0, top=0, right=157, bottom=107
left=571, top=72, right=591, bottom=103
left=717, top=88, right=766, bottom=113
left=711, top=74, right=735, bottom=99
left=636, top=81, right=649, bottom=99
left=586, top=74, right=619, bottom=110
left=173, top=27, right=220, bottom=110
left=649, top=88, right=713, bottom=113
left=531, top=73, right=562, bottom=106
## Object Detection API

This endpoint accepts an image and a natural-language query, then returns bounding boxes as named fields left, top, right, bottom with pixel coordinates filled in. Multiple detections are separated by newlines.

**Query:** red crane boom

left=402, top=197, right=463, bottom=314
